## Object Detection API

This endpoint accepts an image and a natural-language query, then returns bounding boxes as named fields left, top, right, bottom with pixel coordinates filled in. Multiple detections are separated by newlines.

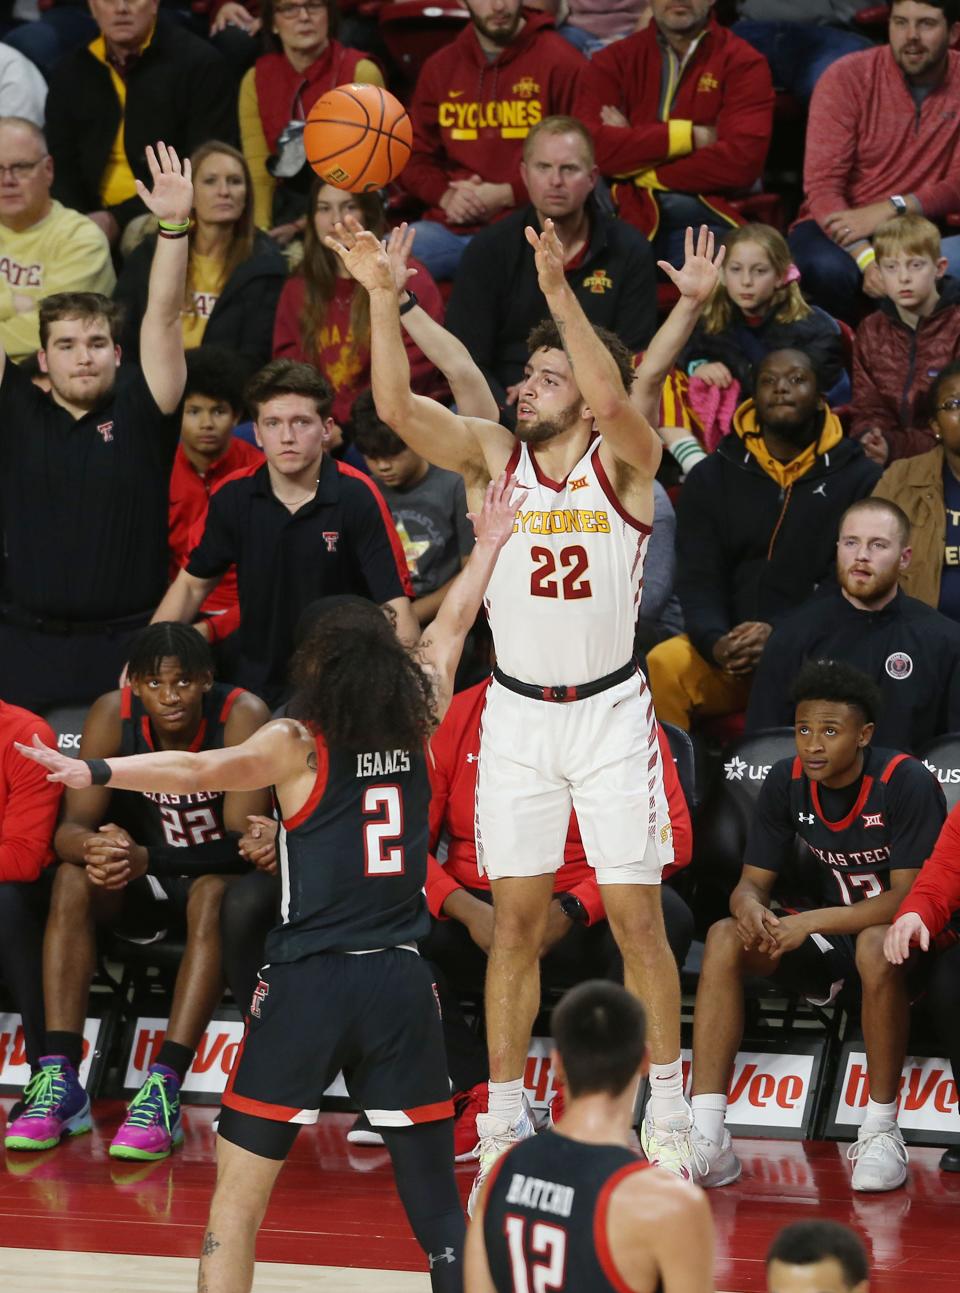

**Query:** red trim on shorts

left=593, top=1161, right=652, bottom=1293
left=120, top=686, right=132, bottom=719
left=592, top=443, right=652, bottom=535
left=881, top=753, right=911, bottom=784
left=812, top=775, right=875, bottom=833
left=221, top=1088, right=306, bottom=1123
left=283, top=733, right=329, bottom=830
left=404, top=1097, right=455, bottom=1123
left=218, top=686, right=244, bottom=724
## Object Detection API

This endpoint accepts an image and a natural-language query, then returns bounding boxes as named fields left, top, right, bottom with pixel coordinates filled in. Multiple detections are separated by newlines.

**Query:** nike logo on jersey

left=356, top=749, right=411, bottom=777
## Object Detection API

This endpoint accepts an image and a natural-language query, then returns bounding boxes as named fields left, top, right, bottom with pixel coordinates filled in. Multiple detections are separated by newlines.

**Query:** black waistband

left=492, top=660, right=637, bottom=703
left=0, top=604, right=153, bottom=637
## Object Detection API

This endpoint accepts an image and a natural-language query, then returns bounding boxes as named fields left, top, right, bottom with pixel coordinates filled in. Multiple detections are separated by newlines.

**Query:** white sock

left=692, top=1093, right=728, bottom=1145
left=648, top=1059, right=688, bottom=1123
left=863, top=1097, right=898, bottom=1130
left=487, top=1078, right=524, bottom=1126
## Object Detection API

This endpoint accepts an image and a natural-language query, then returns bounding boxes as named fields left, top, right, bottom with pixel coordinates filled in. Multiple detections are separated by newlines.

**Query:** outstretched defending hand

left=135, top=142, right=193, bottom=226
left=884, top=912, right=930, bottom=965
left=467, top=471, right=528, bottom=551
left=15, top=733, right=93, bottom=788
left=385, top=222, right=419, bottom=297
left=658, top=224, right=725, bottom=307
left=324, top=222, right=395, bottom=293
left=525, top=218, right=567, bottom=298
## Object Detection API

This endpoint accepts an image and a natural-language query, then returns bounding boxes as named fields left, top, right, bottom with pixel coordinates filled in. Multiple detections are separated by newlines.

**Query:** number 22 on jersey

left=530, top=546, right=592, bottom=601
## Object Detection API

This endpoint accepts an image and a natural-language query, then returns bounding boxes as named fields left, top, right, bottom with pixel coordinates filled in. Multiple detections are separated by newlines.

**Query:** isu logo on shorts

left=885, top=652, right=913, bottom=680
left=250, top=977, right=270, bottom=1018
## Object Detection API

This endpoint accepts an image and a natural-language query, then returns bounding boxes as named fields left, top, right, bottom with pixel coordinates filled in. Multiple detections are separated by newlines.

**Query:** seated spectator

left=733, top=2, right=872, bottom=102
left=766, top=1222, right=870, bottom=1292
left=0, top=697, right=62, bottom=1078
left=747, top=498, right=960, bottom=749
left=646, top=348, right=880, bottom=731
left=354, top=672, right=694, bottom=1154
left=680, top=223, right=849, bottom=431
left=790, top=0, right=960, bottom=323
left=206, top=0, right=263, bottom=79
left=44, top=0, right=237, bottom=249
left=272, top=182, right=443, bottom=427
left=154, top=360, right=417, bottom=706
left=558, top=0, right=650, bottom=55
left=0, top=145, right=191, bottom=714
left=689, top=659, right=946, bottom=1194
left=872, top=360, right=960, bottom=617
left=168, top=348, right=263, bottom=635
left=0, top=118, right=116, bottom=363
left=116, top=141, right=286, bottom=368
left=574, top=0, right=774, bottom=266
left=0, top=42, right=47, bottom=123
left=852, top=215, right=960, bottom=466
left=4, top=0, right=98, bottom=77
left=351, top=390, right=473, bottom=628
left=3, top=624, right=271, bottom=1160
left=238, top=0, right=382, bottom=247
left=403, top=0, right=585, bottom=280
left=445, top=114, right=656, bottom=417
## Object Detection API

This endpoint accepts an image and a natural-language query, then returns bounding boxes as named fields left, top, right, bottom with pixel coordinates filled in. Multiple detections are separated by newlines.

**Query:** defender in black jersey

left=688, top=661, right=946, bottom=1196
left=4, top=624, right=270, bottom=1163
left=466, top=981, right=713, bottom=1293
left=16, top=472, right=525, bottom=1293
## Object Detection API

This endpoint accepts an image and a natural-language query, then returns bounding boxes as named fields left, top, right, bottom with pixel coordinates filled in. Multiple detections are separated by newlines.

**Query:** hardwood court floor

left=1, top=1101, right=958, bottom=1292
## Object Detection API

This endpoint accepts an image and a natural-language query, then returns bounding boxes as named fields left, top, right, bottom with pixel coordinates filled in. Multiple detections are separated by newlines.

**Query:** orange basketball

left=304, top=83, right=413, bottom=193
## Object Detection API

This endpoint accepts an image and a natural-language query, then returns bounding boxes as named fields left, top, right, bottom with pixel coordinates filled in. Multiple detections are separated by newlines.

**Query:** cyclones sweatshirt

left=404, top=10, right=586, bottom=230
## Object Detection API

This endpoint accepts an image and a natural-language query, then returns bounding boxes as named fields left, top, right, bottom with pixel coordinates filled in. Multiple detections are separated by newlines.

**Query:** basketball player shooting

left=324, top=219, right=723, bottom=1201
left=16, top=472, right=525, bottom=1293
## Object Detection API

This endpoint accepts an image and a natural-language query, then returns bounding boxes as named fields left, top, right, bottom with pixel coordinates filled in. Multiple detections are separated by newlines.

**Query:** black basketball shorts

left=222, top=946, right=454, bottom=1130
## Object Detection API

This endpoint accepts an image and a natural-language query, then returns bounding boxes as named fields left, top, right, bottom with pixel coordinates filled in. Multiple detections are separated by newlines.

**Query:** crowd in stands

left=5, top=0, right=960, bottom=1213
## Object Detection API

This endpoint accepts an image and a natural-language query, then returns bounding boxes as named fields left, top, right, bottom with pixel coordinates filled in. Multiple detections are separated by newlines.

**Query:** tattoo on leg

left=201, top=1232, right=221, bottom=1257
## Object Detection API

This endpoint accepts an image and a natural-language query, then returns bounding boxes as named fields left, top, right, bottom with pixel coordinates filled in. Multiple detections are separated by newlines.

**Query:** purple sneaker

left=109, top=1064, right=184, bottom=1161
left=4, top=1057, right=91, bottom=1151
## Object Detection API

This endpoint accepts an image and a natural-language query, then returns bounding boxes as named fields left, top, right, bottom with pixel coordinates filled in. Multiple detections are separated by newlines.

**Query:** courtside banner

left=0, top=1013, right=105, bottom=1093
left=825, top=1044, right=960, bottom=1146
left=122, top=1014, right=351, bottom=1104
left=682, top=1040, right=826, bottom=1140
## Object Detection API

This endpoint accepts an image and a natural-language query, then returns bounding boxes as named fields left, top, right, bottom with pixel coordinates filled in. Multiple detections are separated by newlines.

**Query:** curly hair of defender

left=287, top=602, right=437, bottom=751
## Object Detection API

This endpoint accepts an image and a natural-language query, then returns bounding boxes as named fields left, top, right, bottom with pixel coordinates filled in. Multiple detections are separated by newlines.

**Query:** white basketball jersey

left=485, top=439, right=650, bottom=686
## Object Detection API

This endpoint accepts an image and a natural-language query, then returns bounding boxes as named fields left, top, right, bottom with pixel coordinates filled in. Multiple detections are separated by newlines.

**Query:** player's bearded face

left=515, top=395, right=583, bottom=445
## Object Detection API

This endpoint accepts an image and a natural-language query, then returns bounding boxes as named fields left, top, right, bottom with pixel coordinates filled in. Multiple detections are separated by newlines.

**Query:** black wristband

left=85, top=759, right=112, bottom=785
left=398, top=290, right=418, bottom=316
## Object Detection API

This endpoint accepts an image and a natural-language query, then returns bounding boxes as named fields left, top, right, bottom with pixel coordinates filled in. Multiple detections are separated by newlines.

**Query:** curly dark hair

left=526, top=318, right=635, bottom=394
left=126, top=622, right=215, bottom=681
left=790, top=659, right=882, bottom=727
left=288, top=597, right=436, bottom=751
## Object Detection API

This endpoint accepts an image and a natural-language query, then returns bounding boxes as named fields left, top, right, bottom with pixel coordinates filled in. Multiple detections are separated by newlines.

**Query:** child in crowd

left=673, top=223, right=848, bottom=455
left=853, top=214, right=960, bottom=466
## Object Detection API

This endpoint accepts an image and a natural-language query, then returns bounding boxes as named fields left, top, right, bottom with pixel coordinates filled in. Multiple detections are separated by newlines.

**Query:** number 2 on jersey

left=505, top=1216, right=567, bottom=1293
left=530, top=545, right=592, bottom=600
left=362, top=785, right=405, bottom=876
left=159, top=805, right=223, bottom=848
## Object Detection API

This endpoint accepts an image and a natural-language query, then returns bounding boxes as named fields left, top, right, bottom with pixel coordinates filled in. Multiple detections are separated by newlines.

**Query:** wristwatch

left=558, top=893, right=588, bottom=925
left=889, top=195, right=908, bottom=216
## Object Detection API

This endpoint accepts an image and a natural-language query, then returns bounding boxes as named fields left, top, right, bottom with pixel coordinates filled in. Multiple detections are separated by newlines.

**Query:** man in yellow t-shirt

left=0, top=118, right=115, bottom=362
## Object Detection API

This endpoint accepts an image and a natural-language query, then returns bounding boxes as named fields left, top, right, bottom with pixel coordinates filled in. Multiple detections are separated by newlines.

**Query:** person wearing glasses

left=852, top=215, right=960, bottom=467
left=872, top=360, right=960, bottom=623
left=239, top=0, right=383, bottom=250
left=0, top=117, right=115, bottom=362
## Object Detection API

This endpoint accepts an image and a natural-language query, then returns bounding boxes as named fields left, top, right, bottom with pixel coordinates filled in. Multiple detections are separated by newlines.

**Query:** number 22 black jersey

left=745, top=746, right=946, bottom=906
left=266, top=731, right=432, bottom=961
left=483, top=1129, right=660, bottom=1293
left=116, top=682, right=245, bottom=857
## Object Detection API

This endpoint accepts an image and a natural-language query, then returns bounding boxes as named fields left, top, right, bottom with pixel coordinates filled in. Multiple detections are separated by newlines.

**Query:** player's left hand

left=884, top=912, right=930, bottom=965
left=324, top=223, right=395, bottom=293
left=467, top=472, right=527, bottom=550
left=525, top=218, right=568, bottom=297
left=766, top=911, right=812, bottom=958
left=240, top=814, right=278, bottom=873
left=384, top=221, right=419, bottom=298
left=658, top=224, right=725, bottom=307
left=14, top=734, right=93, bottom=787
left=135, top=142, right=193, bottom=226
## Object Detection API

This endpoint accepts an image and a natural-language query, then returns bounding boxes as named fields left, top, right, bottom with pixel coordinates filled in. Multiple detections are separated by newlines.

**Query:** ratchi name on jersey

left=504, top=1173, right=576, bottom=1218
left=355, top=750, right=412, bottom=777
